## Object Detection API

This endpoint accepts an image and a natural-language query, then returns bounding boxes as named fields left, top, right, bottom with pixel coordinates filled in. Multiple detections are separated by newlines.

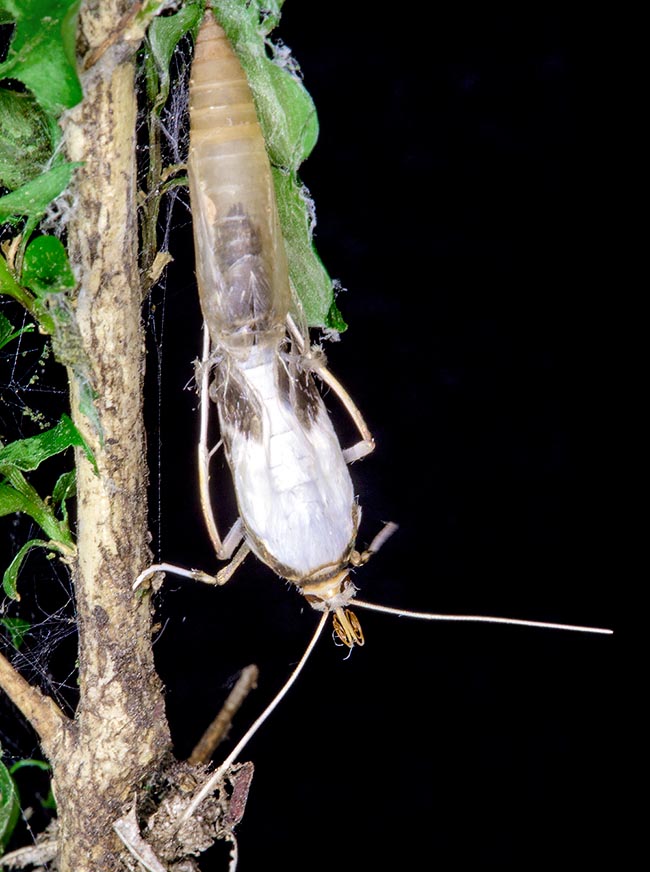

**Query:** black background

left=149, top=5, right=615, bottom=872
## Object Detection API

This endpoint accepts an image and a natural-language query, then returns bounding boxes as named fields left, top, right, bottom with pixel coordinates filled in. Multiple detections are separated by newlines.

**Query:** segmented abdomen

left=188, top=12, right=291, bottom=347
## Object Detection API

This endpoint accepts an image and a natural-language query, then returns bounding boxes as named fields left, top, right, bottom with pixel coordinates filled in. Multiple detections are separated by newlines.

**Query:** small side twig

left=189, top=665, right=259, bottom=766
left=82, top=1, right=144, bottom=70
left=0, top=651, right=70, bottom=752
left=0, top=838, right=58, bottom=868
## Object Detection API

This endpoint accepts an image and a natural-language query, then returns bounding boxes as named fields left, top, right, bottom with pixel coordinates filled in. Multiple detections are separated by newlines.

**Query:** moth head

left=300, top=570, right=364, bottom=648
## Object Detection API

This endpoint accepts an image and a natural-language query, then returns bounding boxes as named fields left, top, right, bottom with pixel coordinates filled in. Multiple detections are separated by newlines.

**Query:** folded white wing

left=218, top=349, right=355, bottom=579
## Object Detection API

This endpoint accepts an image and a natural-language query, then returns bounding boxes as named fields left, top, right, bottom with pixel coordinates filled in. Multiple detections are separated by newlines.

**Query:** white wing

left=217, top=347, right=356, bottom=579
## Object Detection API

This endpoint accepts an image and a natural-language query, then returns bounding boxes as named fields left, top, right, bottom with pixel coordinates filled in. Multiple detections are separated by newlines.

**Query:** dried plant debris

left=114, top=759, right=254, bottom=870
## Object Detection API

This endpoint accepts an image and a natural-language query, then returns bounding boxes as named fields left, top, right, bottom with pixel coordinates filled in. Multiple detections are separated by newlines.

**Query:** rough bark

left=51, top=3, right=171, bottom=869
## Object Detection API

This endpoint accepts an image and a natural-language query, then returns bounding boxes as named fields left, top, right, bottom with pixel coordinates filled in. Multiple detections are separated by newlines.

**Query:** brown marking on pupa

left=214, top=205, right=275, bottom=335
left=210, top=362, right=263, bottom=442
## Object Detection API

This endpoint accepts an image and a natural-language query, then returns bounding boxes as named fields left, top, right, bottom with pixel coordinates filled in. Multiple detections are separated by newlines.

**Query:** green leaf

left=0, top=469, right=75, bottom=561
left=0, top=253, right=29, bottom=302
left=272, top=168, right=345, bottom=329
left=0, top=756, right=20, bottom=852
left=8, top=758, right=50, bottom=774
left=0, top=416, right=82, bottom=598
left=52, top=468, right=75, bottom=525
left=0, top=616, right=30, bottom=650
left=40, top=785, right=56, bottom=810
left=251, top=57, right=319, bottom=170
left=76, top=376, right=103, bottom=446
left=0, top=161, right=82, bottom=223
left=0, top=481, right=34, bottom=517
left=0, top=254, right=56, bottom=333
left=2, top=537, right=51, bottom=599
left=326, top=298, right=347, bottom=333
left=0, top=0, right=83, bottom=116
left=7, top=758, right=55, bottom=814
left=52, top=468, right=75, bottom=504
left=0, top=312, right=34, bottom=351
left=0, top=87, right=58, bottom=191
left=21, top=235, right=76, bottom=296
left=0, top=414, right=92, bottom=471
left=148, top=1, right=203, bottom=109
left=0, top=478, right=65, bottom=538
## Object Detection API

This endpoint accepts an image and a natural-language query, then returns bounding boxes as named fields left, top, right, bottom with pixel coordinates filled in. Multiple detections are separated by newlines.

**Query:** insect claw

left=349, top=521, right=399, bottom=568
left=349, top=550, right=363, bottom=567
left=191, top=569, right=222, bottom=585
left=215, top=565, right=237, bottom=585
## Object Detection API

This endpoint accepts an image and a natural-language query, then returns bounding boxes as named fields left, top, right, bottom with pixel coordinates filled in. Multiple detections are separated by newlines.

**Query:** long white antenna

left=353, top=599, right=613, bottom=635
left=179, top=611, right=329, bottom=826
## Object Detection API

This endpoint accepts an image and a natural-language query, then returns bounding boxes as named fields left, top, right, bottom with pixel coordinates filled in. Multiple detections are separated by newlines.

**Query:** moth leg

left=315, top=364, right=375, bottom=463
left=285, top=313, right=375, bottom=463
left=198, top=324, right=245, bottom=561
left=133, top=532, right=250, bottom=594
left=349, top=521, right=399, bottom=567
left=215, top=539, right=251, bottom=585
left=133, top=563, right=226, bottom=592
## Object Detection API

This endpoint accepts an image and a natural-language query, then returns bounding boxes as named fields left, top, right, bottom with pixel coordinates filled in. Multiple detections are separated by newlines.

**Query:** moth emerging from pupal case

left=182, top=9, right=382, bottom=647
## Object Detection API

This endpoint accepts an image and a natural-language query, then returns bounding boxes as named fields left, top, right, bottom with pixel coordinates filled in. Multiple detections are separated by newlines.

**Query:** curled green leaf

left=21, top=235, right=76, bottom=296
left=0, top=756, right=20, bottom=851
left=0, top=616, right=30, bottom=650
left=0, top=475, right=74, bottom=546
left=52, top=468, right=76, bottom=504
left=0, top=87, right=58, bottom=191
left=0, top=311, right=34, bottom=351
left=0, top=161, right=82, bottom=223
left=2, top=538, right=50, bottom=600
left=9, top=758, right=50, bottom=774
left=272, top=168, right=345, bottom=329
left=148, top=0, right=203, bottom=109
left=52, top=468, right=76, bottom=525
left=0, top=414, right=93, bottom=471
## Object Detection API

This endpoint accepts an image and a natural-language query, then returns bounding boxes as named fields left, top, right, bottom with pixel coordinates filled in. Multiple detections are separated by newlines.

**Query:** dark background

left=149, top=5, right=615, bottom=871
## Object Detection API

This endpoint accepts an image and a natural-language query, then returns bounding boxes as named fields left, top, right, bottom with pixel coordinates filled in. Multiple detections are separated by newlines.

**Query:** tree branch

left=0, top=650, right=70, bottom=754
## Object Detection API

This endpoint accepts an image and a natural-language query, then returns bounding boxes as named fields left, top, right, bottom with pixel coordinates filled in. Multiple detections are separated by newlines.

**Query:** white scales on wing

left=220, top=345, right=356, bottom=579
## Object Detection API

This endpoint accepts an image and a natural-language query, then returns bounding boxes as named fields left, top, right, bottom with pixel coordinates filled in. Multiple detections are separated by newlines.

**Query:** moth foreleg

left=133, top=563, right=226, bottom=592
left=285, top=313, right=375, bottom=463
left=350, top=521, right=399, bottom=566
left=315, top=363, right=375, bottom=463
left=214, top=539, right=251, bottom=585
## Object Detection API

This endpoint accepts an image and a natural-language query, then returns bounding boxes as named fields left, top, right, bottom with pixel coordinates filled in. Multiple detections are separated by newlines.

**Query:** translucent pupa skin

left=188, top=11, right=291, bottom=351
left=187, top=12, right=371, bottom=644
